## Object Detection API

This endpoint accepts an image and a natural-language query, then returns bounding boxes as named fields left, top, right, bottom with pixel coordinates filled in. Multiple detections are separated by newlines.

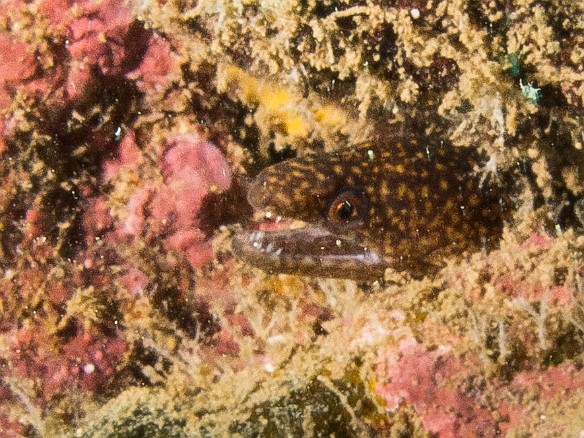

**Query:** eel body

left=232, top=138, right=507, bottom=280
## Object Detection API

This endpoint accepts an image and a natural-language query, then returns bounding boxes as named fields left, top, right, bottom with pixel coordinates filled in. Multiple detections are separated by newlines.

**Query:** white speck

left=265, top=211, right=272, bottom=219
left=267, top=334, right=286, bottom=344
left=264, top=363, right=275, bottom=373
left=336, top=239, right=342, bottom=247
left=274, top=248, right=283, bottom=256
left=253, top=241, right=261, bottom=249
left=437, top=345, right=451, bottom=353
left=83, top=363, right=96, bottom=374
left=367, top=149, right=375, bottom=160
left=479, top=155, right=498, bottom=188
left=410, top=8, right=420, bottom=19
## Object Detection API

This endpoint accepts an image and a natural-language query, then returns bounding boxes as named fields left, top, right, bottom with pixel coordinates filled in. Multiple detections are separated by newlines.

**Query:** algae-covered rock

left=2, top=0, right=584, bottom=437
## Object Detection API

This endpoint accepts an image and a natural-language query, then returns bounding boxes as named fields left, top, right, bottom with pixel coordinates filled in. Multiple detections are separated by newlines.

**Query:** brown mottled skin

left=234, top=138, right=507, bottom=279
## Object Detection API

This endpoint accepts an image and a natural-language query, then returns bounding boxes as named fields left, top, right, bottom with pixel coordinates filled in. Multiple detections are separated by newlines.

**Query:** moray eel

left=232, top=138, right=507, bottom=280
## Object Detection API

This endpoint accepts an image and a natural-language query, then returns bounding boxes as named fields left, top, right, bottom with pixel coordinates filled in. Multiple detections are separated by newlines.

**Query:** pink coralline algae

left=511, top=364, right=584, bottom=402
left=375, top=339, right=497, bottom=438
left=122, top=134, right=232, bottom=269
left=9, top=319, right=126, bottom=399
left=496, top=364, right=584, bottom=434
left=126, top=33, right=175, bottom=93
left=102, top=130, right=142, bottom=178
left=0, top=0, right=166, bottom=113
left=375, top=337, right=584, bottom=436
left=81, top=197, right=116, bottom=245
left=65, top=0, right=133, bottom=69
left=495, top=271, right=575, bottom=306
left=0, top=0, right=177, bottom=173
left=63, top=0, right=136, bottom=101
left=119, top=268, right=149, bottom=297
left=0, top=35, right=36, bottom=107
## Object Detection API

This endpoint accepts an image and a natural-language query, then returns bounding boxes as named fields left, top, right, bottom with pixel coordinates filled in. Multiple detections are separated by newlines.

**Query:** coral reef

left=118, top=133, right=232, bottom=269
left=0, top=0, right=583, bottom=436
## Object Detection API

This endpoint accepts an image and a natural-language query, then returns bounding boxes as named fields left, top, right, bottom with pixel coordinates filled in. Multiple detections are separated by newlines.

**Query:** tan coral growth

left=133, top=0, right=584, bottom=221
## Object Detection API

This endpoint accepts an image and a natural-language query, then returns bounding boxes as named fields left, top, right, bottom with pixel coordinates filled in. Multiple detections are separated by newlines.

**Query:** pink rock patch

left=126, top=33, right=175, bottom=93
left=66, top=0, right=134, bottom=77
left=0, top=35, right=35, bottom=83
left=155, top=135, right=231, bottom=228
left=375, top=339, right=497, bottom=437
left=124, top=135, right=231, bottom=269
left=0, top=34, right=36, bottom=108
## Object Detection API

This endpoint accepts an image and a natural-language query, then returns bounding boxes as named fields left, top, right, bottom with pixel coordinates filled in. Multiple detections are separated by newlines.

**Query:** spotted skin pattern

left=235, top=139, right=507, bottom=279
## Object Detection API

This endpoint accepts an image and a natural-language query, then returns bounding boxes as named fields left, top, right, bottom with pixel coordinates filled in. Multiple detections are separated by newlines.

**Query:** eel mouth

left=232, top=220, right=387, bottom=281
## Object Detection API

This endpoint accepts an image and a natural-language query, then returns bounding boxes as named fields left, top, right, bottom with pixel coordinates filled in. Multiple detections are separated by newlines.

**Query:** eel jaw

left=232, top=226, right=387, bottom=281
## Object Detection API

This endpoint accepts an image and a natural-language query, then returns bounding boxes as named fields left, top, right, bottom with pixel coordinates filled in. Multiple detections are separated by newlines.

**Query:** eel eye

left=327, top=189, right=367, bottom=224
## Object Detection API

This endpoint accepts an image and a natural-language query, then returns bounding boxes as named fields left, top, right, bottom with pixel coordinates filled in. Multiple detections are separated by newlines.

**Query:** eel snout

left=232, top=225, right=387, bottom=280
left=232, top=153, right=389, bottom=280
